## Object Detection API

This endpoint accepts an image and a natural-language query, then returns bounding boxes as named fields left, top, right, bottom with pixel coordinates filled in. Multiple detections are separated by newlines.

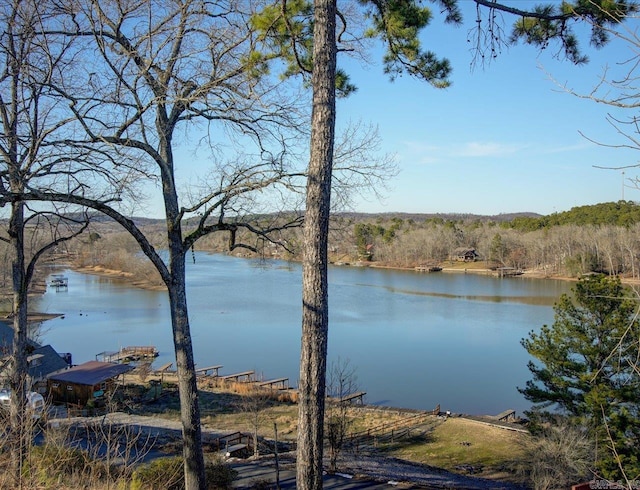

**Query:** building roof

left=0, top=321, right=40, bottom=353
left=48, top=361, right=134, bottom=386
left=28, top=344, right=69, bottom=380
left=0, top=322, right=69, bottom=384
left=453, top=247, right=478, bottom=255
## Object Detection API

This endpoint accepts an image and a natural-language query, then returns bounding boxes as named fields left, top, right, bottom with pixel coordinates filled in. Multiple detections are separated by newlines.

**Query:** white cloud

left=400, top=138, right=592, bottom=163
left=538, top=141, right=594, bottom=154
left=453, top=142, right=526, bottom=158
left=401, top=140, right=527, bottom=162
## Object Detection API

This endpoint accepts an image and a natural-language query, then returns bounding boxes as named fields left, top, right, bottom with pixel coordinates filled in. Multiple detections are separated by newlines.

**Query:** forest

left=2, top=0, right=639, bottom=487
left=344, top=200, right=640, bottom=278
left=12, top=199, right=638, bottom=292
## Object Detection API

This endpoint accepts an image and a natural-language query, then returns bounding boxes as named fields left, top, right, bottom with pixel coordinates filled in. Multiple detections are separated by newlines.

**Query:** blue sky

left=336, top=2, right=639, bottom=217
left=148, top=2, right=637, bottom=220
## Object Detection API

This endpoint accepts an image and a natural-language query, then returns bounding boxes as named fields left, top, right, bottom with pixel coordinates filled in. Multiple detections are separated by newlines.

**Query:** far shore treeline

left=4, top=200, right=640, bottom=295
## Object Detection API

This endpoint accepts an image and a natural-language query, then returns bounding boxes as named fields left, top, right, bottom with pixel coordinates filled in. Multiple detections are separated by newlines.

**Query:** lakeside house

left=47, top=360, right=134, bottom=406
left=0, top=322, right=70, bottom=393
left=452, top=247, right=480, bottom=262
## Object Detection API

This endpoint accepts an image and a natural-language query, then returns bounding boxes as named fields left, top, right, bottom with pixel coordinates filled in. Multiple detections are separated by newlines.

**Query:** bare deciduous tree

left=235, top=385, right=274, bottom=459
left=3, top=4, right=399, bottom=489
left=325, top=358, right=358, bottom=473
left=296, top=1, right=634, bottom=487
left=0, top=1, right=109, bottom=483
left=519, top=418, right=593, bottom=490
left=14, top=2, right=308, bottom=488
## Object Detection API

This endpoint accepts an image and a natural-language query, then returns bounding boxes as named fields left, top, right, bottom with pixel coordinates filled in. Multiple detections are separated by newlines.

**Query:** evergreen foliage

left=520, top=274, right=640, bottom=481
left=354, top=221, right=400, bottom=257
left=508, top=201, right=640, bottom=231
left=510, top=0, right=636, bottom=64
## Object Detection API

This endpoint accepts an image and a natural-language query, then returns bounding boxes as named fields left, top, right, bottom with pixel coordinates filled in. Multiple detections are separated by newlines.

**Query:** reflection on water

left=373, top=284, right=563, bottom=305
left=33, top=253, right=572, bottom=416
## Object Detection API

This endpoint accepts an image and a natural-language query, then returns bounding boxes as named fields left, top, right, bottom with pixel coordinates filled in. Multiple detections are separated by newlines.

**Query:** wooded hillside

left=336, top=201, right=640, bottom=278
left=7, top=200, right=639, bottom=288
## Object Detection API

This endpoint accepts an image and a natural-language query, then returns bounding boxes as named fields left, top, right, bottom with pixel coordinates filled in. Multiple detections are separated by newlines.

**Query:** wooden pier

left=196, top=365, right=223, bottom=377
left=193, top=365, right=293, bottom=393
left=50, top=274, right=68, bottom=291
left=414, top=265, right=442, bottom=272
left=492, top=409, right=516, bottom=422
left=219, top=370, right=255, bottom=383
left=154, top=362, right=173, bottom=374
left=96, top=346, right=159, bottom=363
left=258, top=377, right=289, bottom=390
left=338, top=391, right=367, bottom=404
left=195, top=367, right=288, bottom=387
left=461, top=409, right=527, bottom=433
left=496, top=267, right=523, bottom=277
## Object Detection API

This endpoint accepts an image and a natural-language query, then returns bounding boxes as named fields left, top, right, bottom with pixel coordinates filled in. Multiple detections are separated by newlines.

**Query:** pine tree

left=520, top=274, right=640, bottom=481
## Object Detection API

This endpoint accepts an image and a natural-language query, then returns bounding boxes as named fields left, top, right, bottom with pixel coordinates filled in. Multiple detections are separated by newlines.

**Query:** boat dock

left=337, top=391, right=366, bottom=404
left=414, top=265, right=442, bottom=272
left=219, top=370, right=255, bottom=383
left=196, top=365, right=223, bottom=377
left=50, top=274, right=68, bottom=291
left=496, top=267, right=523, bottom=277
left=258, top=377, right=289, bottom=390
left=461, top=409, right=527, bottom=433
left=145, top=360, right=292, bottom=393
left=154, top=362, right=173, bottom=374
left=190, top=365, right=292, bottom=392
left=96, top=346, right=159, bottom=363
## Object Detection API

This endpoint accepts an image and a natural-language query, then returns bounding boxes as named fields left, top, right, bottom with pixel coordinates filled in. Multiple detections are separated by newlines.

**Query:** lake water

left=33, top=253, right=572, bottom=416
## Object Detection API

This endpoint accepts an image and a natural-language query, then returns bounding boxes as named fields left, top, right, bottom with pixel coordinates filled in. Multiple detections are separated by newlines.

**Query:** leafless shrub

left=518, top=418, right=594, bottom=490
left=131, top=453, right=238, bottom=490
left=326, top=358, right=359, bottom=473
left=235, top=385, right=277, bottom=458
left=0, top=387, right=160, bottom=490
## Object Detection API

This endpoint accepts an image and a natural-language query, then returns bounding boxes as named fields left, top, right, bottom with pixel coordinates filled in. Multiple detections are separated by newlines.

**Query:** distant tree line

left=41, top=200, right=640, bottom=285
left=506, top=201, right=640, bottom=231
left=341, top=201, right=640, bottom=279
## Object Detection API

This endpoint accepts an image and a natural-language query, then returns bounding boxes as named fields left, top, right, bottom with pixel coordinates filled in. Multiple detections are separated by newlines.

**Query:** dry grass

left=0, top=377, right=528, bottom=488
left=381, top=417, right=526, bottom=479
left=133, top=378, right=526, bottom=483
left=142, top=381, right=428, bottom=444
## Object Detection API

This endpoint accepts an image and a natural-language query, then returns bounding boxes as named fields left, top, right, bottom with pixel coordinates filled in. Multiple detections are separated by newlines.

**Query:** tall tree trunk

left=167, top=257, right=205, bottom=490
left=9, top=199, right=29, bottom=487
left=164, top=194, right=206, bottom=488
left=160, top=130, right=206, bottom=488
left=296, top=0, right=336, bottom=485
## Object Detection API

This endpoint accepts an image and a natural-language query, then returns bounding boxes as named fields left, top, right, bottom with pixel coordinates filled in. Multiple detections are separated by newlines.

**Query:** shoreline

left=74, top=265, right=167, bottom=291
left=68, top=255, right=582, bottom=292
left=347, top=260, right=580, bottom=281
left=351, top=260, right=640, bottom=285
left=42, top=254, right=640, bottom=297
left=24, top=255, right=609, bottom=486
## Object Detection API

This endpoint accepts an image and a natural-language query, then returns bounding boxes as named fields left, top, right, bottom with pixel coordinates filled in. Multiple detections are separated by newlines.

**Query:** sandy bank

left=76, top=265, right=166, bottom=291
